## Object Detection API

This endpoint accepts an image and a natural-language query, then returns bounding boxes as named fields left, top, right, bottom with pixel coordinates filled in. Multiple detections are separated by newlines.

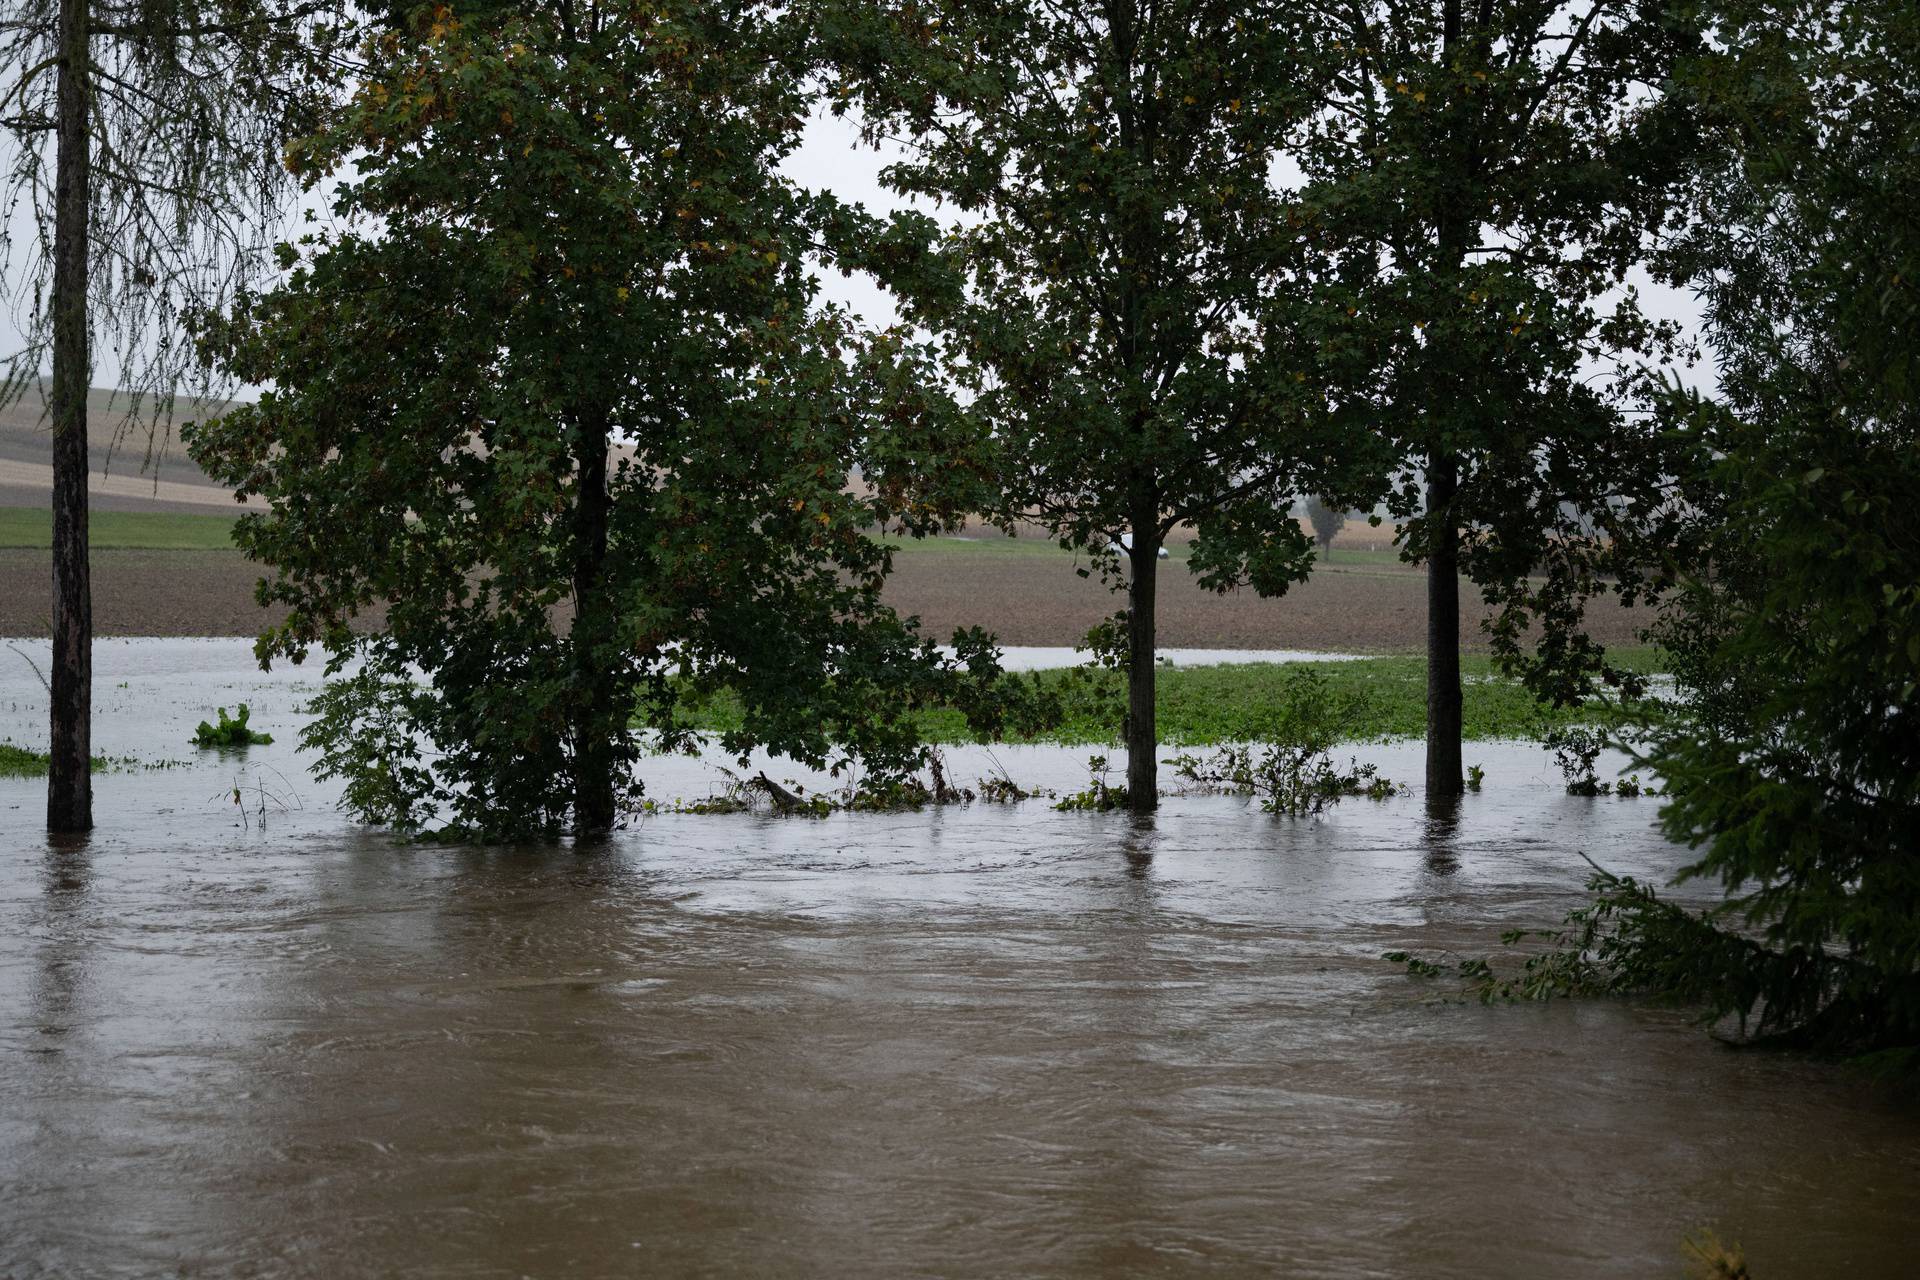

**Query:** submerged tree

left=1298, top=0, right=1703, bottom=798
left=817, top=0, right=1384, bottom=812
left=189, top=1, right=986, bottom=838
left=1, top=0, right=350, bottom=831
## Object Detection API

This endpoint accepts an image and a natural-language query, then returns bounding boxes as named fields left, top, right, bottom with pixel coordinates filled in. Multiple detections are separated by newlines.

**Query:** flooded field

left=2, top=640, right=1915, bottom=1277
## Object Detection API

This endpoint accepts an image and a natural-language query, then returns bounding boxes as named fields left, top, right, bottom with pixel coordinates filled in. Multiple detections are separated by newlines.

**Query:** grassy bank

left=672, top=650, right=1664, bottom=748
left=0, top=507, right=238, bottom=550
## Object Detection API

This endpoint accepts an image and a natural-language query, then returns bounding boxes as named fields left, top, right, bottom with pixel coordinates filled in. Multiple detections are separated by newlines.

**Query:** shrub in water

left=192, top=704, right=273, bottom=748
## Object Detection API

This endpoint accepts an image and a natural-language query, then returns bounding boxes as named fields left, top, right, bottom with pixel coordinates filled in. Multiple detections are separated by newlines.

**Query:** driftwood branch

left=750, top=771, right=806, bottom=813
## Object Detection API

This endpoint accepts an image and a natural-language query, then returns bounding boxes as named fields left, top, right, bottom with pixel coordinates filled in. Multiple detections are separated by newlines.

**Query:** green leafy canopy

left=189, top=0, right=998, bottom=838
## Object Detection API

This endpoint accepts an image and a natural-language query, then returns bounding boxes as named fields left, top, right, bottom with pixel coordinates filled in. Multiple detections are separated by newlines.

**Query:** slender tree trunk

left=1421, top=0, right=1475, bottom=805
left=1124, top=508, right=1159, bottom=815
left=48, top=0, right=92, bottom=834
left=570, top=417, right=616, bottom=835
left=1425, top=449, right=1463, bottom=799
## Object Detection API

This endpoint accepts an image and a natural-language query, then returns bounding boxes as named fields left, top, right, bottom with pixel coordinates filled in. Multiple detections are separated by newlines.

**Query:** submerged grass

left=669, top=649, right=1665, bottom=748
left=0, top=742, right=51, bottom=778
left=0, top=741, right=172, bottom=777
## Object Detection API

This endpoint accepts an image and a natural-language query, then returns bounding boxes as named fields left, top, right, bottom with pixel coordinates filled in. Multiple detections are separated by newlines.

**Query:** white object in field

left=1115, top=533, right=1171, bottom=559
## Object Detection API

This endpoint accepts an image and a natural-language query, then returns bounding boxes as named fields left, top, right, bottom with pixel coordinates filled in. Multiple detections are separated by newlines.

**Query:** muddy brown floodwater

left=2, top=640, right=1916, bottom=1278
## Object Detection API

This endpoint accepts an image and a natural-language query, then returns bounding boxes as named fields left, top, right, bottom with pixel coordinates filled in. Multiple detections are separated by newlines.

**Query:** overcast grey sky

left=3, top=104, right=1711, bottom=403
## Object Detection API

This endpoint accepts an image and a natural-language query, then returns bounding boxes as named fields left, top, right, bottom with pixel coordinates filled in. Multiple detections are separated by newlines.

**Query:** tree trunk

left=1124, top=510, right=1159, bottom=815
left=1425, top=449, right=1464, bottom=800
left=1424, top=0, right=1472, bottom=806
left=48, top=0, right=92, bottom=834
left=570, top=417, right=616, bottom=836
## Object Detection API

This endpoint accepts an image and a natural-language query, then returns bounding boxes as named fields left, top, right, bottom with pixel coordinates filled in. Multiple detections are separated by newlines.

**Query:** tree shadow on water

left=1120, top=816, right=1157, bottom=881
left=1423, top=791, right=1463, bottom=877
left=33, top=833, right=94, bottom=1046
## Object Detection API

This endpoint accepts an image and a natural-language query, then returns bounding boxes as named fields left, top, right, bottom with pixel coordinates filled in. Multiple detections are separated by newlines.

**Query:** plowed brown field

left=0, top=539, right=1651, bottom=652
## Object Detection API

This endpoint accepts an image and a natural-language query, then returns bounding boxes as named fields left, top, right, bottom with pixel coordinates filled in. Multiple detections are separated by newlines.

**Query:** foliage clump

left=975, top=770, right=1039, bottom=805
left=1542, top=727, right=1653, bottom=798
left=1681, top=1229, right=1751, bottom=1280
left=1168, top=669, right=1401, bottom=815
left=1173, top=745, right=1396, bottom=817
left=192, top=705, right=273, bottom=749
left=1052, top=756, right=1130, bottom=813
left=650, top=749, right=1032, bottom=817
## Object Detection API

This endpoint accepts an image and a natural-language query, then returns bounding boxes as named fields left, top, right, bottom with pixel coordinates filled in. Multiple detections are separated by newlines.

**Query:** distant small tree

left=189, top=1, right=986, bottom=838
left=817, top=0, right=1386, bottom=812
left=1304, top=496, right=1345, bottom=558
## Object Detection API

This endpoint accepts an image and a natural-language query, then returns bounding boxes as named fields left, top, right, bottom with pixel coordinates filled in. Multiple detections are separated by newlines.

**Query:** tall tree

left=817, top=0, right=1382, bottom=812
left=1, top=0, right=350, bottom=831
left=1298, top=0, right=1702, bottom=799
left=189, top=0, right=985, bottom=838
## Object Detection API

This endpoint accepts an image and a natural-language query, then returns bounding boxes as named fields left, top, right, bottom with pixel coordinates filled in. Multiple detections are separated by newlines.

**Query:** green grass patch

left=0, top=741, right=132, bottom=777
left=0, top=741, right=51, bottom=777
left=664, top=649, right=1666, bottom=748
left=0, top=506, right=239, bottom=550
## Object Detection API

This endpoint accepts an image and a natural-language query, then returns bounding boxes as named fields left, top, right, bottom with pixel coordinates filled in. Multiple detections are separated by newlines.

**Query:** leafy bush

left=651, top=748, right=1024, bottom=818
left=192, top=704, right=273, bottom=748
left=1172, top=744, right=1397, bottom=816
left=1168, top=669, right=1402, bottom=814
left=1053, top=755, right=1129, bottom=812
left=1544, top=726, right=1605, bottom=795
